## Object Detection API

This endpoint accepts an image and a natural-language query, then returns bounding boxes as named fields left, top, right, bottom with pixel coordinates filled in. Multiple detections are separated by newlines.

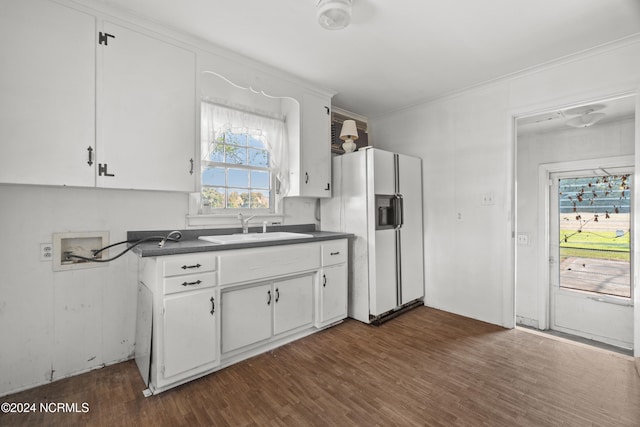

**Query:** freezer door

left=372, top=149, right=396, bottom=195
left=397, top=153, right=425, bottom=303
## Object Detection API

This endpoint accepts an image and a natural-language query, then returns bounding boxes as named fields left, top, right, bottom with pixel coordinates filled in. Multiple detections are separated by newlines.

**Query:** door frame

left=537, top=156, right=634, bottom=330
left=511, top=89, right=639, bottom=362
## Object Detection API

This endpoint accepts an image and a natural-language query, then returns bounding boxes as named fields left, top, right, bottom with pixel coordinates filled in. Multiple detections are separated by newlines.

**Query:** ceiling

left=81, top=0, right=640, bottom=118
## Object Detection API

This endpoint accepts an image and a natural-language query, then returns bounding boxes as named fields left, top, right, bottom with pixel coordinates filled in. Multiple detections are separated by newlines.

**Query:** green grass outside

left=560, top=229, right=630, bottom=261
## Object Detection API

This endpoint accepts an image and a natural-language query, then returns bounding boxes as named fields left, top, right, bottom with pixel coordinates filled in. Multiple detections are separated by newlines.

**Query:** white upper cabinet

left=98, top=22, right=196, bottom=191
left=0, top=0, right=96, bottom=186
left=1, top=1, right=331, bottom=195
left=287, top=91, right=333, bottom=198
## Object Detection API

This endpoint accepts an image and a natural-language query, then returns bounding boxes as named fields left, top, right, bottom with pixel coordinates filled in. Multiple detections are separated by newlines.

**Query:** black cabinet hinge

left=98, top=32, right=115, bottom=46
left=98, top=163, right=115, bottom=177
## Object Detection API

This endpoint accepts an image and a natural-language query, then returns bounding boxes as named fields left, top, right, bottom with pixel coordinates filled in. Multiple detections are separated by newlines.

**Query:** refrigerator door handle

left=393, top=194, right=404, bottom=229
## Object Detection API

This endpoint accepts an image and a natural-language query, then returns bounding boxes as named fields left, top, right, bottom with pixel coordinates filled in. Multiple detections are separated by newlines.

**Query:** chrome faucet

left=238, top=213, right=256, bottom=234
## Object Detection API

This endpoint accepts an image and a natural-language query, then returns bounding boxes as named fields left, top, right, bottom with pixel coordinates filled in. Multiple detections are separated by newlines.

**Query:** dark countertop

left=128, top=224, right=352, bottom=257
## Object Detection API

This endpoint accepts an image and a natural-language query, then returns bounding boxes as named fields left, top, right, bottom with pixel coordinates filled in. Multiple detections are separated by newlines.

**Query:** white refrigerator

left=321, top=147, right=425, bottom=324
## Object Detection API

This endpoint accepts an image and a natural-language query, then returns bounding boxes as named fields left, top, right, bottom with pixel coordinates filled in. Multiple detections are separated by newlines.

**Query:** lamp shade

left=317, top=0, right=352, bottom=31
left=339, top=120, right=359, bottom=141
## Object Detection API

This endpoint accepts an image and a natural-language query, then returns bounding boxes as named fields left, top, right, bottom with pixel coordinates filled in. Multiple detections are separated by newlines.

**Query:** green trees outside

left=202, top=187, right=269, bottom=209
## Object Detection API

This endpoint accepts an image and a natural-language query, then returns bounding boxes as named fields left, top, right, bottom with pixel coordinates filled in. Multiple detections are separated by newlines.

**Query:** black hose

left=65, top=233, right=181, bottom=263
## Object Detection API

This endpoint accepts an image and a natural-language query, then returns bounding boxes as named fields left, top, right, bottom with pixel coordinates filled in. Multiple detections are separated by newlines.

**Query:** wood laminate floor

left=2, top=307, right=640, bottom=426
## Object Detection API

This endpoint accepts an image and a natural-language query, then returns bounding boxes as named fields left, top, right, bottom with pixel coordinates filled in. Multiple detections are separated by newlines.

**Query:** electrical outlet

left=40, top=243, right=53, bottom=261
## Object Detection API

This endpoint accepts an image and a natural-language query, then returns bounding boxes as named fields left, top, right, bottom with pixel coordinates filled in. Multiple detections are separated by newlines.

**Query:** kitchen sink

left=198, top=232, right=314, bottom=244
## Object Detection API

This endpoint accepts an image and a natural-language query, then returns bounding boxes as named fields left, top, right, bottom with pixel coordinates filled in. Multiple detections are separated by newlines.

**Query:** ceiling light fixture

left=317, top=0, right=352, bottom=30
left=566, top=110, right=606, bottom=128
left=565, top=104, right=606, bottom=128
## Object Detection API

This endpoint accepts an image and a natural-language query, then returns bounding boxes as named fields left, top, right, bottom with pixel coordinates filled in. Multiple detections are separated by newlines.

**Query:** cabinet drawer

left=321, top=240, right=347, bottom=266
left=163, top=254, right=217, bottom=277
left=164, top=272, right=217, bottom=295
left=219, top=244, right=320, bottom=285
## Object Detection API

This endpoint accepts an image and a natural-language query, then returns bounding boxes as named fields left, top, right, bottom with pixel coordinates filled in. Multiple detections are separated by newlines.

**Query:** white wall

left=516, top=118, right=635, bottom=327
left=371, top=36, right=640, bottom=329
left=0, top=184, right=317, bottom=396
left=0, top=185, right=185, bottom=395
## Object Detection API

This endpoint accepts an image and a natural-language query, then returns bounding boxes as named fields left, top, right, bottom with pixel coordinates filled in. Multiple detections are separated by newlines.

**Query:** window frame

left=200, top=129, right=275, bottom=213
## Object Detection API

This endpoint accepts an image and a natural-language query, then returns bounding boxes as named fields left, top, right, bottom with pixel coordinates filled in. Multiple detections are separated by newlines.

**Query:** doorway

left=514, top=94, right=636, bottom=352
left=549, top=168, right=633, bottom=349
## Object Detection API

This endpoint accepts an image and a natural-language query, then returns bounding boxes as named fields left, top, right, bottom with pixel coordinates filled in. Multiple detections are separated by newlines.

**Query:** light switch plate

left=481, top=192, right=495, bottom=205
left=517, top=233, right=529, bottom=245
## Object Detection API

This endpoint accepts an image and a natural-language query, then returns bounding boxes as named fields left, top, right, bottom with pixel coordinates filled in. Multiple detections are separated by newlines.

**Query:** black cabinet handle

left=267, top=290, right=271, bottom=305
left=189, top=158, right=194, bottom=175
left=210, top=297, right=215, bottom=315
left=305, top=172, right=309, bottom=184
left=323, top=274, right=327, bottom=287
left=275, top=288, right=280, bottom=303
left=87, top=146, right=93, bottom=166
left=181, top=280, right=202, bottom=287
left=181, top=264, right=201, bottom=270
left=330, top=251, right=340, bottom=256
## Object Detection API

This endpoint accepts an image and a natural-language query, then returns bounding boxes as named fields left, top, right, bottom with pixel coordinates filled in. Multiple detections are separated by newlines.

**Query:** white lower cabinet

left=273, top=275, right=314, bottom=335
left=137, top=252, right=219, bottom=393
left=221, top=283, right=272, bottom=354
left=317, top=240, right=348, bottom=327
left=221, top=274, right=315, bottom=355
left=136, top=238, right=348, bottom=394
left=163, top=289, right=217, bottom=378
left=318, top=264, right=348, bottom=326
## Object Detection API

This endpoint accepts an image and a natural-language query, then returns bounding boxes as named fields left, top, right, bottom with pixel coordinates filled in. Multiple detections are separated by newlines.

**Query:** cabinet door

left=298, top=92, right=332, bottom=198
left=0, top=0, right=95, bottom=186
left=163, top=289, right=216, bottom=379
left=273, top=275, right=314, bottom=335
left=221, top=283, right=272, bottom=353
left=99, top=22, right=195, bottom=191
left=319, top=264, right=348, bottom=325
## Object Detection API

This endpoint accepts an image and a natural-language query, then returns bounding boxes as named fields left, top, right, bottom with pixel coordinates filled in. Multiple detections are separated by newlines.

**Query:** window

left=202, top=130, right=272, bottom=209
left=200, top=102, right=289, bottom=212
left=557, top=173, right=632, bottom=298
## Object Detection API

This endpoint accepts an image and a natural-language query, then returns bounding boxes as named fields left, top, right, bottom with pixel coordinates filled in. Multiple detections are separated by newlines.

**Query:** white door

left=220, top=283, right=272, bottom=354
left=320, top=264, right=348, bottom=324
left=163, top=289, right=216, bottom=378
left=299, top=92, right=332, bottom=197
left=371, top=149, right=399, bottom=315
left=397, top=153, right=425, bottom=304
left=0, top=0, right=95, bottom=187
left=99, top=22, right=195, bottom=191
left=273, top=275, right=314, bottom=335
left=549, top=169, right=634, bottom=349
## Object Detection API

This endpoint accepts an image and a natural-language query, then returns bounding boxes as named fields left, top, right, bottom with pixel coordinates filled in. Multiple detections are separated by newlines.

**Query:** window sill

left=186, top=213, right=285, bottom=229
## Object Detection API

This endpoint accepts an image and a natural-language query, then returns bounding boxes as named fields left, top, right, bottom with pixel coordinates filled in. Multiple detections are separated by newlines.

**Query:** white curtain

left=201, top=101, right=290, bottom=201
